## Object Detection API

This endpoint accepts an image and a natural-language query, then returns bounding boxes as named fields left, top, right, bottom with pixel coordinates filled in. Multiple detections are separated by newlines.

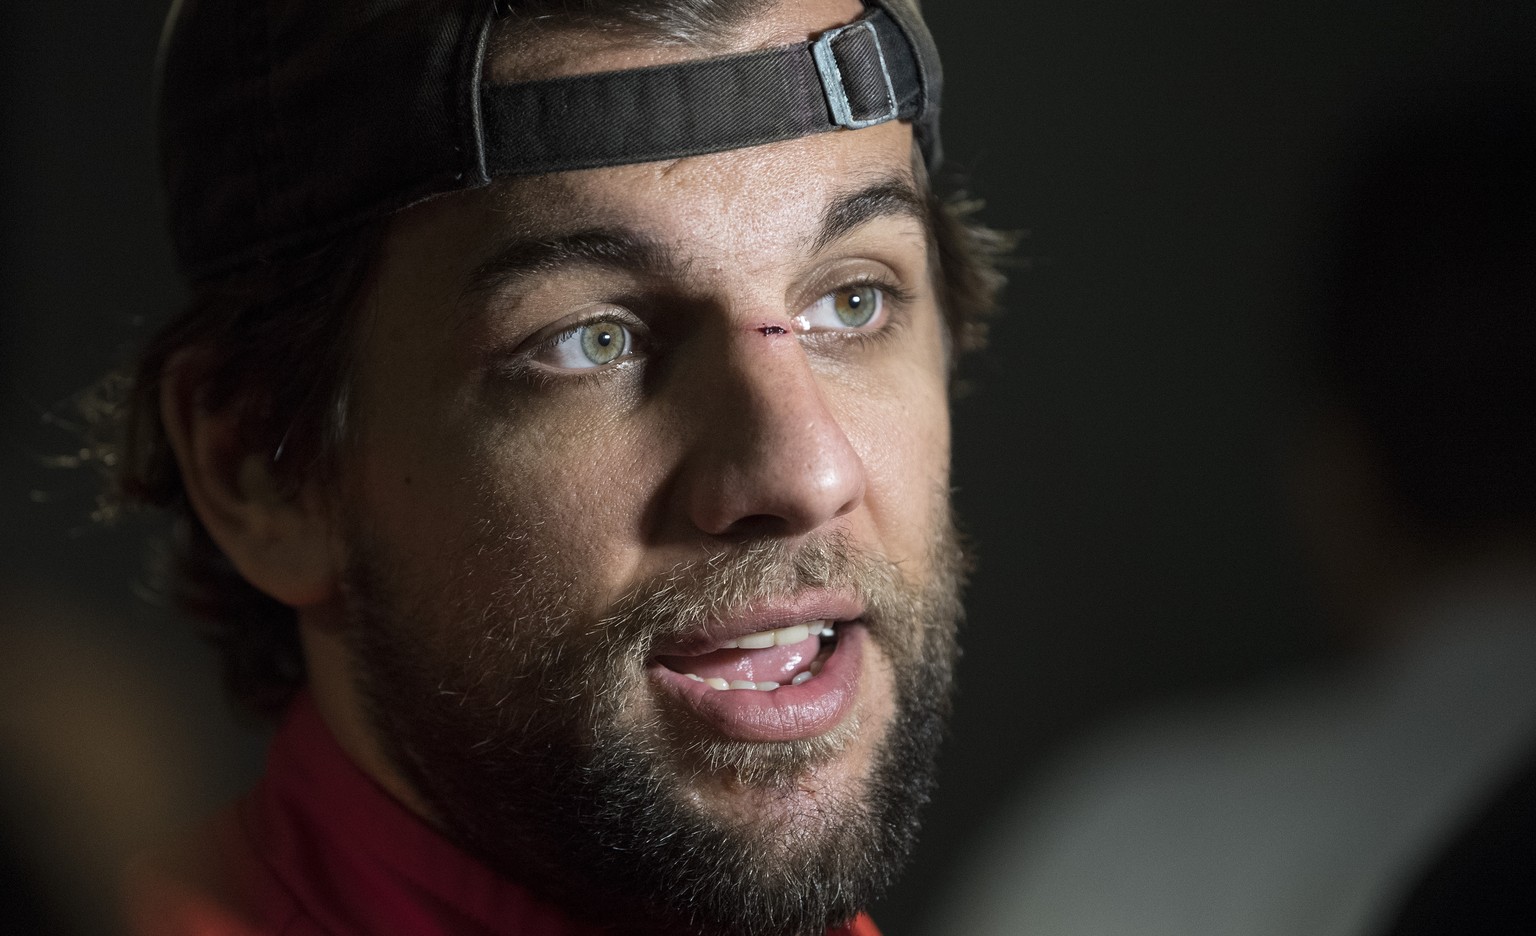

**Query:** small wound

left=758, top=325, right=788, bottom=336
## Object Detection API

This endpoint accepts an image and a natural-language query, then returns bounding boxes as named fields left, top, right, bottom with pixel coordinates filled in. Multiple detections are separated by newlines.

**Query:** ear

left=160, top=349, right=341, bottom=609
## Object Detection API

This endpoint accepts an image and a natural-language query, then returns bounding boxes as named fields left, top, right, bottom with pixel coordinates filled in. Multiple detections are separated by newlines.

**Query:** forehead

left=374, top=0, right=921, bottom=304
left=439, top=124, right=918, bottom=265
left=371, top=128, right=922, bottom=336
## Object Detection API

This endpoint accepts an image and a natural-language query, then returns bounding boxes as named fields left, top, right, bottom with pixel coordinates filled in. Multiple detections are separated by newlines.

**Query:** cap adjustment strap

left=812, top=18, right=897, bottom=130
left=479, top=7, right=923, bottom=177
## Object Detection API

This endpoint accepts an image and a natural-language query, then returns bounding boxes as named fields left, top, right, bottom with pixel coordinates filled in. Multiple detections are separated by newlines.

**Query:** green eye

left=579, top=322, right=626, bottom=365
left=798, top=282, right=889, bottom=334
left=832, top=285, right=880, bottom=327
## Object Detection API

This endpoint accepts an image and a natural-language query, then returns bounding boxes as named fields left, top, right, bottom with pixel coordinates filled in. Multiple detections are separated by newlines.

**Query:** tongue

left=657, top=635, right=823, bottom=683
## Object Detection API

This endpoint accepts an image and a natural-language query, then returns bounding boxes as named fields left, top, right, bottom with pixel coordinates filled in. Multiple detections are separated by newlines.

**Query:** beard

left=340, top=508, right=969, bottom=936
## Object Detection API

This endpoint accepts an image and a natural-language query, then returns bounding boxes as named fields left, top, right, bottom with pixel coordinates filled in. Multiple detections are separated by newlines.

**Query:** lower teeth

left=695, top=676, right=800, bottom=692
left=687, top=653, right=828, bottom=692
left=679, top=626, right=838, bottom=692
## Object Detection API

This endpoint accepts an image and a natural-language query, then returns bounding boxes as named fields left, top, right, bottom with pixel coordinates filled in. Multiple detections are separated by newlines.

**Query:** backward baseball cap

left=157, top=0, right=944, bottom=282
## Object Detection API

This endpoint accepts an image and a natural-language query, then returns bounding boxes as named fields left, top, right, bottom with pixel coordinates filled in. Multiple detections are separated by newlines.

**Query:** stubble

left=342, top=504, right=968, bottom=936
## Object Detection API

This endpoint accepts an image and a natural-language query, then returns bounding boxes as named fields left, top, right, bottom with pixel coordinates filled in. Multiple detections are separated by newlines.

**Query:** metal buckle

left=811, top=18, right=898, bottom=130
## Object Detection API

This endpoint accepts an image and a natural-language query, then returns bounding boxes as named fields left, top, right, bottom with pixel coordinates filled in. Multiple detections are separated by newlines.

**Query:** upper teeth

left=719, top=620, right=832, bottom=650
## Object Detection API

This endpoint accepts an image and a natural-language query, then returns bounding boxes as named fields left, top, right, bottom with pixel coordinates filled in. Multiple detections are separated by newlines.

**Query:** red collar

left=246, top=692, right=605, bottom=935
left=129, top=692, right=879, bottom=936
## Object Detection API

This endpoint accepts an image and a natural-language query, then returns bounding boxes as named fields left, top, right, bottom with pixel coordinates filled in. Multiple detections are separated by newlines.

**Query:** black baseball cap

left=157, top=0, right=944, bottom=282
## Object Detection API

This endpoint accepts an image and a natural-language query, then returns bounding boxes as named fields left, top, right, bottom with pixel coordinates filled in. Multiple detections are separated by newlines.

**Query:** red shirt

left=125, top=693, right=881, bottom=936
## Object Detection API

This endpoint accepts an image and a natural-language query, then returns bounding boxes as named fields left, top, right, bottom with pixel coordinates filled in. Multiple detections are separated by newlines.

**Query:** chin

left=652, top=647, right=901, bottom=833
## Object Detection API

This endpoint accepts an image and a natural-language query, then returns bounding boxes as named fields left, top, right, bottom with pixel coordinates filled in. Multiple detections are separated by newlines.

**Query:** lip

left=648, top=623, right=867, bottom=742
left=647, top=590, right=866, bottom=658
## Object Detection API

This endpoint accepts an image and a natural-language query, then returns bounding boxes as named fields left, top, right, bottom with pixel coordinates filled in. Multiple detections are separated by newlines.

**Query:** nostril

left=718, top=513, right=793, bottom=540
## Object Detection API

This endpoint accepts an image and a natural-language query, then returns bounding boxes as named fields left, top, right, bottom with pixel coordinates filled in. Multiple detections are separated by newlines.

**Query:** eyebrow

left=460, top=229, right=678, bottom=305
left=459, top=174, right=930, bottom=306
left=812, top=174, right=930, bottom=255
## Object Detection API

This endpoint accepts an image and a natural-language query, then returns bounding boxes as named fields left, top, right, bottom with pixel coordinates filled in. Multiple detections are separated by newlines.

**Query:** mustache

left=588, top=530, right=903, bottom=654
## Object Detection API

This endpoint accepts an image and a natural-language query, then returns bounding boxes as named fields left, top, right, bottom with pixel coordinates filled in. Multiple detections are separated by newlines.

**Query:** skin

left=168, top=0, right=952, bottom=845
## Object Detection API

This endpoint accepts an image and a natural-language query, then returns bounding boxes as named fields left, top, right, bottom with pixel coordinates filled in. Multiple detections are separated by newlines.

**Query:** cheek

left=836, top=338, right=952, bottom=565
left=393, top=386, right=664, bottom=604
left=484, top=423, right=644, bottom=544
left=856, top=389, right=949, bottom=544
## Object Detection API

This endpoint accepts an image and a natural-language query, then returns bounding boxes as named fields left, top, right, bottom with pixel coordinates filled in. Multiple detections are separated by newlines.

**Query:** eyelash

left=848, top=272, right=916, bottom=308
left=510, top=273, right=916, bottom=389
left=510, top=310, right=647, bottom=389
left=810, top=273, right=915, bottom=349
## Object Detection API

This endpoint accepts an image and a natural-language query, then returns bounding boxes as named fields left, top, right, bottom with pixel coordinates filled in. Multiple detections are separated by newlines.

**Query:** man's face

left=329, top=1, right=964, bottom=932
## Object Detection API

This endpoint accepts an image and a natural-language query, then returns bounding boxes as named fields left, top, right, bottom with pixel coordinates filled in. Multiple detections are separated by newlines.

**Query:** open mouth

left=647, top=616, right=866, bottom=743
left=654, top=620, right=839, bottom=691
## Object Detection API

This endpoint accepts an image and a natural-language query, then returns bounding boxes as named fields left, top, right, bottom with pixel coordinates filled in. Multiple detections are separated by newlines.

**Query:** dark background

left=1, top=2, right=1530, bottom=934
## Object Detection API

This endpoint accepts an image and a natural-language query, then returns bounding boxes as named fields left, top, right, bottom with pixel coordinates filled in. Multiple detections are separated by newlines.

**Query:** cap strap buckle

left=811, top=18, right=898, bottom=131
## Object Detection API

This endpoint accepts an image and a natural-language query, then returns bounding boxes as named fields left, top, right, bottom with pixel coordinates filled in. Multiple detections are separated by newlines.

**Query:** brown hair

left=103, top=228, right=383, bottom=718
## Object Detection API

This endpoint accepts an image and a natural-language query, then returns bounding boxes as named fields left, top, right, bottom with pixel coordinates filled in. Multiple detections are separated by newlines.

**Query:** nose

left=675, top=329, right=866, bottom=540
